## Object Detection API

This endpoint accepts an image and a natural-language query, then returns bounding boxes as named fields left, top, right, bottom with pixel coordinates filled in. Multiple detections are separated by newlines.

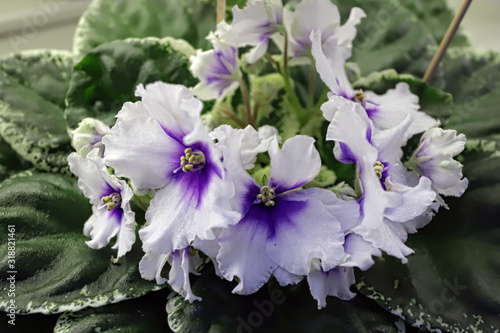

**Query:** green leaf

left=0, top=137, right=29, bottom=182
left=73, top=0, right=215, bottom=57
left=352, top=69, right=453, bottom=125
left=356, top=153, right=500, bottom=332
left=0, top=312, right=59, bottom=333
left=0, top=172, right=162, bottom=314
left=335, top=0, right=439, bottom=78
left=167, top=267, right=412, bottom=333
left=303, top=165, right=336, bottom=189
left=443, top=49, right=500, bottom=155
left=65, top=38, right=197, bottom=130
left=0, top=50, right=74, bottom=174
left=54, top=289, right=172, bottom=333
left=399, top=0, right=470, bottom=47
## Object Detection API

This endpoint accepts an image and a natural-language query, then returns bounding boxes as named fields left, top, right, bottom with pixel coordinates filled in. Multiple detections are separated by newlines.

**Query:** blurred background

left=0, top=0, right=499, bottom=55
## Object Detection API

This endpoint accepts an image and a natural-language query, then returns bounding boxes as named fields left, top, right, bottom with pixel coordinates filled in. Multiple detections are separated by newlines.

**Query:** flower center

left=257, top=186, right=276, bottom=207
left=180, top=148, right=206, bottom=172
left=353, top=91, right=366, bottom=107
left=101, top=192, right=122, bottom=211
left=374, top=161, right=384, bottom=179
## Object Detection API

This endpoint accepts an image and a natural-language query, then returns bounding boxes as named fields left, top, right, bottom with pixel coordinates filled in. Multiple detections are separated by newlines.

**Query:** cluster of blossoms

left=68, top=0, right=468, bottom=308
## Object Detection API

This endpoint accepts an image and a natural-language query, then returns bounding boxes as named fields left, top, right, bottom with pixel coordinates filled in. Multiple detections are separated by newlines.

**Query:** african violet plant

left=0, top=0, right=499, bottom=332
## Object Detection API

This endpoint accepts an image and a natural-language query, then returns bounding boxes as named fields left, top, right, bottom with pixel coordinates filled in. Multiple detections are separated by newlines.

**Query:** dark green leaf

left=54, top=289, right=172, bottom=333
left=0, top=50, right=74, bottom=174
left=0, top=172, right=162, bottom=314
left=399, top=0, right=470, bottom=47
left=167, top=266, right=410, bottom=333
left=443, top=49, right=500, bottom=155
left=356, top=154, right=500, bottom=332
left=0, top=136, right=29, bottom=182
left=352, top=69, right=453, bottom=125
left=73, top=0, right=215, bottom=57
left=335, top=0, right=439, bottom=78
left=65, top=38, right=197, bottom=130
left=0, top=312, right=59, bottom=333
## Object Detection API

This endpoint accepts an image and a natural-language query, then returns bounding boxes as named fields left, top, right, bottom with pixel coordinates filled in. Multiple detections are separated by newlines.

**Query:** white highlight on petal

left=268, top=135, right=321, bottom=192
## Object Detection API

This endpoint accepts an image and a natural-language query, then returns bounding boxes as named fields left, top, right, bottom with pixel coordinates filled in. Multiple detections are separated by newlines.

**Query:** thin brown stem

left=252, top=100, right=261, bottom=124
left=217, top=0, right=226, bottom=24
left=238, top=77, right=253, bottom=125
left=423, top=0, right=473, bottom=83
left=221, top=109, right=246, bottom=128
left=307, top=57, right=316, bottom=111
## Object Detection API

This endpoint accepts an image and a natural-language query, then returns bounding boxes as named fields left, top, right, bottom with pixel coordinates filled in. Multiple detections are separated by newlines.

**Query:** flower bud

left=70, top=118, right=110, bottom=157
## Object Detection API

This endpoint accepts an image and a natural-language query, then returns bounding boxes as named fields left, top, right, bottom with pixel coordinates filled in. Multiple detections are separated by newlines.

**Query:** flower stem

left=133, top=195, right=149, bottom=212
left=422, top=0, right=473, bottom=83
left=307, top=56, right=317, bottom=111
left=217, top=0, right=226, bottom=24
left=222, top=109, right=246, bottom=128
left=238, top=77, right=253, bottom=126
left=282, top=34, right=306, bottom=123
left=314, top=87, right=329, bottom=110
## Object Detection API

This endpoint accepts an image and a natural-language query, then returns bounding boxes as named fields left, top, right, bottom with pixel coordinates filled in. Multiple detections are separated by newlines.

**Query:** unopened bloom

left=190, top=34, right=241, bottom=100
left=103, top=82, right=240, bottom=257
left=68, top=149, right=136, bottom=258
left=217, top=135, right=348, bottom=294
left=409, top=127, right=468, bottom=206
left=217, top=0, right=283, bottom=63
left=70, top=118, right=110, bottom=157
left=284, top=0, right=365, bottom=59
left=311, top=31, right=437, bottom=141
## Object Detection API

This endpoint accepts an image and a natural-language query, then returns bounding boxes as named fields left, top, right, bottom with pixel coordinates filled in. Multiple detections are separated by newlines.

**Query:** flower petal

left=331, top=7, right=366, bottom=59
left=67, top=151, right=112, bottom=205
left=217, top=205, right=278, bottom=294
left=103, top=106, right=185, bottom=190
left=269, top=135, right=321, bottom=192
left=384, top=176, right=436, bottom=223
left=266, top=192, right=346, bottom=276
left=307, top=266, right=356, bottom=309
left=84, top=206, right=120, bottom=251
left=273, top=267, right=303, bottom=287
left=135, top=82, right=204, bottom=140
left=285, top=0, right=341, bottom=56
left=168, top=249, right=202, bottom=302
left=364, top=82, right=437, bottom=139
left=139, top=165, right=238, bottom=254
left=311, top=30, right=354, bottom=98
left=139, top=251, right=169, bottom=285
left=342, top=233, right=381, bottom=271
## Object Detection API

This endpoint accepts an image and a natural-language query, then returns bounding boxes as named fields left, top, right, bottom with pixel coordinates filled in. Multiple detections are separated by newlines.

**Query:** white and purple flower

left=67, top=149, right=136, bottom=258
left=102, top=82, right=240, bottom=258
left=311, top=30, right=437, bottom=141
left=217, top=0, right=283, bottom=63
left=70, top=117, right=111, bottom=157
left=190, top=34, right=241, bottom=100
left=284, top=0, right=365, bottom=59
left=408, top=127, right=468, bottom=206
left=216, top=135, right=349, bottom=294
left=324, top=96, right=436, bottom=262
